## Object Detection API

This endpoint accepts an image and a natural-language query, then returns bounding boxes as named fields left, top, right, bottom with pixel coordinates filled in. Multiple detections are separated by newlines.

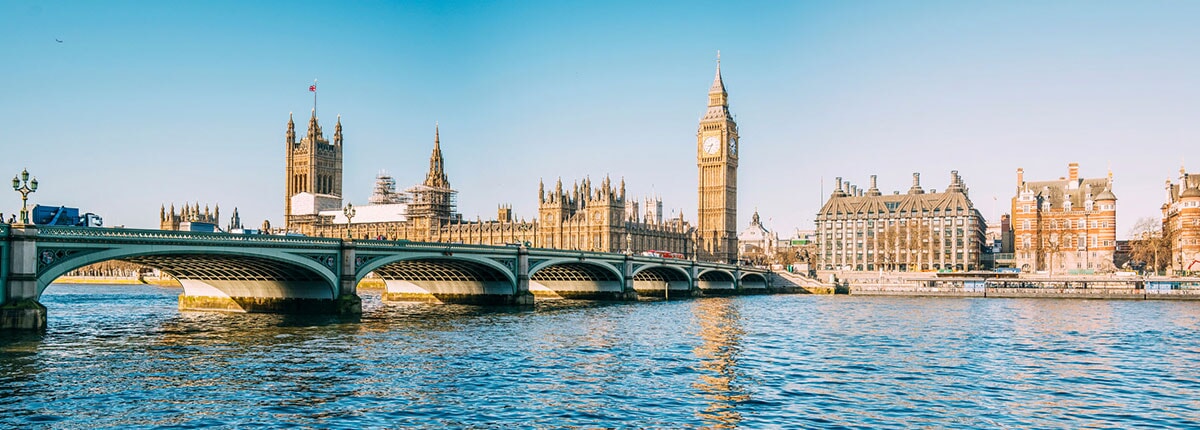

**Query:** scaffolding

left=368, top=171, right=409, bottom=205
left=406, top=183, right=457, bottom=221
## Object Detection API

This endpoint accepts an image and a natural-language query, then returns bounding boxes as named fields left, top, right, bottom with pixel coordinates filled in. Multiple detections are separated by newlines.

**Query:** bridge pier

left=2, top=227, right=46, bottom=331
left=178, top=294, right=361, bottom=314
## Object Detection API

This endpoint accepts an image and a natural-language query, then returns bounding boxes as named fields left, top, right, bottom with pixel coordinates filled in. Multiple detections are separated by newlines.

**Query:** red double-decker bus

left=640, top=250, right=684, bottom=259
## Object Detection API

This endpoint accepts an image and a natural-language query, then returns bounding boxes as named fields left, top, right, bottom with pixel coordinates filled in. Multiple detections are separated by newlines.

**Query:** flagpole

left=312, top=79, right=318, bottom=115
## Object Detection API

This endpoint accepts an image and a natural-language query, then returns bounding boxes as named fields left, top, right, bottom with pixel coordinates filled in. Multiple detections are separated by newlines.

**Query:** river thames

left=2, top=284, right=1199, bottom=428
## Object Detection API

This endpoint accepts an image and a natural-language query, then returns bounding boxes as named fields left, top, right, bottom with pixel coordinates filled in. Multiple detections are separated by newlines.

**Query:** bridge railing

left=355, top=239, right=523, bottom=253
left=526, top=247, right=623, bottom=260
left=34, top=226, right=344, bottom=246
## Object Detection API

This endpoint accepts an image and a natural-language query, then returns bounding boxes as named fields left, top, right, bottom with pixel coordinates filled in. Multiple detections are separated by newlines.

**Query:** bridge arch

left=739, top=272, right=769, bottom=292
left=631, top=264, right=692, bottom=298
left=38, top=246, right=341, bottom=307
left=356, top=254, right=519, bottom=304
left=528, top=259, right=626, bottom=300
left=696, top=269, right=737, bottom=295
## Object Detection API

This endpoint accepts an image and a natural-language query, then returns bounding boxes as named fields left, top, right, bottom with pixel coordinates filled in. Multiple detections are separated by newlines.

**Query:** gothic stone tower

left=284, top=110, right=343, bottom=229
left=697, top=55, right=739, bottom=263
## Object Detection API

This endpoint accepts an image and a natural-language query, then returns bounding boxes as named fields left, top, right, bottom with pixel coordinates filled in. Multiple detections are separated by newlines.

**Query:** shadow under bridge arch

left=528, top=260, right=630, bottom=300
left=39, top=248, right=340, bottom=312
left=739, top=272, right=769, bottom=293
left=363, top=256, right=520, bottom=305
left=697, top=269, right=737, bottom=296
left=631, top=265, right=693, bottom=298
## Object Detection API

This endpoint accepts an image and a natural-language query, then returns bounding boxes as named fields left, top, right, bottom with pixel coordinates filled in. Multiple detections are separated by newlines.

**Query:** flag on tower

left=309, top=84, right=316, bottom=92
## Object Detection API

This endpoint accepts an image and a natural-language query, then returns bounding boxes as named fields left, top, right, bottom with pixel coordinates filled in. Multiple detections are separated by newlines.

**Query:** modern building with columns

left=1011, top=163, right=1118, bottom=273
left=815, top=171, right=986, bottom=271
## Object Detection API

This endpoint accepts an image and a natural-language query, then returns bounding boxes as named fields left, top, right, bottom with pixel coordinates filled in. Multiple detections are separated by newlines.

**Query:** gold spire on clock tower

left=697, top=52, right=738, bottom=263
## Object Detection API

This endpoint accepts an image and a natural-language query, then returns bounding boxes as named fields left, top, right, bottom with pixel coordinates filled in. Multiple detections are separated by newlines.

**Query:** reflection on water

left=3, top=285, right=1200, bottom=427
left=691, top=298, right=747, bottom=428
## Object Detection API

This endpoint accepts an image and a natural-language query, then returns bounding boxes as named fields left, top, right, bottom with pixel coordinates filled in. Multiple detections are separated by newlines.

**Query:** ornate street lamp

left=12, top=169, right=38, bottom=225
left=343, top=202, right=356, bottom=240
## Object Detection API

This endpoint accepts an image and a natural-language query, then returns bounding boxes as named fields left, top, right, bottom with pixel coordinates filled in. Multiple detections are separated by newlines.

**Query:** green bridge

left=0, top=225, right=776, bottom=330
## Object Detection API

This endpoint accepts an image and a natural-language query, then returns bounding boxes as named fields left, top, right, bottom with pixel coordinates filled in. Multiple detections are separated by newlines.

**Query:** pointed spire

left=423, top=122, right=450, bottom=189
left=538, top=178, right=545, bottom=203
left=710, top=50, right=726, bottom=95
left=334, top=114, right=343, bottom=146
left=286, top=112, right=296, bottom=144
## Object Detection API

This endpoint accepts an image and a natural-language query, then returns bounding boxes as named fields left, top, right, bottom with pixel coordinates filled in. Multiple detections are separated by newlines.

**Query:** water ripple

left=3, top=286, right=1200, bottom=427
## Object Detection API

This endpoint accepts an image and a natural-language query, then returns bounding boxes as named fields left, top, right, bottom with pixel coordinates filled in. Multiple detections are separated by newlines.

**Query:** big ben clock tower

left=697, top=53, right=738, bottom=263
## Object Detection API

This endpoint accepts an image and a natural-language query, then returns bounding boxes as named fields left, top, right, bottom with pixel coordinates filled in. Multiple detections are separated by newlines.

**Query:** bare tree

left=875, top=222, right=903, bottom=271
left=1041, top=220, right=1067, bottom=275
left=1129, top=216, right=1174, bottom=274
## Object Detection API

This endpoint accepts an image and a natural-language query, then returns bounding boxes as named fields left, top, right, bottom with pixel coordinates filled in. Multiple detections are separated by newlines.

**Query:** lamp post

left=11, top=169, right=38, bottom=225
left=343, top=202, right=356, bottom=240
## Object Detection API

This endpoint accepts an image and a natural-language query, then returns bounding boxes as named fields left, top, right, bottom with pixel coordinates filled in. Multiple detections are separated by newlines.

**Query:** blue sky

left=2, top=1, right=1197, bottom=238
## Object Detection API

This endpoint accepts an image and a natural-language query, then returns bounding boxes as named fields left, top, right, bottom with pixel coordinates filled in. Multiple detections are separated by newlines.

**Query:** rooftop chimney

left=1017, top=168, right=1024, bottom=189
left=908, top=172, right=924, bottom=194
left=1069, top=162, right=1079, bottom=182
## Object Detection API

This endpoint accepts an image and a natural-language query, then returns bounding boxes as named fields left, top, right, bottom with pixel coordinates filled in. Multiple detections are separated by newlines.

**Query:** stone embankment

left=839, top=272, right=1200, bottom=300
left=769, top=271, right=836, bottom=294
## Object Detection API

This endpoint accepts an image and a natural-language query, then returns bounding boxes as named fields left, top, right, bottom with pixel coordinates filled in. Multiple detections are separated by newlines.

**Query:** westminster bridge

left=0, top=224, right=776, bottom=330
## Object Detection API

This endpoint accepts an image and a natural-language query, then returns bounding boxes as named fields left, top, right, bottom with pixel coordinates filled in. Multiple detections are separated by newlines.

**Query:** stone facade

left=281, top=62, right=744, bottom=259
left=815, top=171, right=986, bottom=271
left=160, top=203, right=220, bottom=231
left=1011, top=163, right=1118, bottom=273
left=738, top=210, right=776, bottom=257
left=285, top=121, right=694, bottom=254
left=696, top=56, right=738, bottom=263
left=284, top=111, right=343, bottom=230
left=1163, top=165, right=1200, bottom=273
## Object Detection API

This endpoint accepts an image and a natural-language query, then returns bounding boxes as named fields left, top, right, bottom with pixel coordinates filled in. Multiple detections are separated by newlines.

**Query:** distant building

left=737, top=210, right=777, bottom=257
left=982, top=214, right=1015, bottom=268
left=160, top=203, right=222, bottom=232
left=1011, top=163, right=1117, bottom=273
left=279, top=60, right=742, bottom=259
left=283, top=122, right=693, bottom=253
left=1163, top=165, right=1200, bottom=273
left=815, top=171, right=986, bottom=271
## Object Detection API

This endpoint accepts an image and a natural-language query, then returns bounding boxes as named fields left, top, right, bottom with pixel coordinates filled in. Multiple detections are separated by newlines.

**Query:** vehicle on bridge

left=640, top=250, right=684, bottom=259
left=31, top=205, right=102, bottom=227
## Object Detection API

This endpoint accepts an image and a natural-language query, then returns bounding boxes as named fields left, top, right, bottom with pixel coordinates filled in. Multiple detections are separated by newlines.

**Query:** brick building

left=1011, top=163, right=1117, bottom=273
left=1163, top=165, right=1200, bottom=273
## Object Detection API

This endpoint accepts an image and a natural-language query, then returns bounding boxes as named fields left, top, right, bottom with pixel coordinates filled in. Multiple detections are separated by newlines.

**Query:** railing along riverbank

left=842, top=272, right=1200, bottom=300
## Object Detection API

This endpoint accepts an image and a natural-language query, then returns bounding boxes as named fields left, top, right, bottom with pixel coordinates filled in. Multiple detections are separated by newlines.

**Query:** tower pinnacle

left=709, top=51, right=726, bottom=96
left=424, top=122, right=450, bottom=189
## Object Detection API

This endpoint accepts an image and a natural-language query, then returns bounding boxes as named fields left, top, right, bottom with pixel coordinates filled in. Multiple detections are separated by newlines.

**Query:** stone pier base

left=699, top=289, right=740, bottom=297
left=384, top=292, right=535, bottom=305
left=633, top=288, right=699, bottom=298
left=532, top=290, right=639, bottom=301
left=0, top=300, right=47, bottom=331
left=179, top=294, right=362, bottom=314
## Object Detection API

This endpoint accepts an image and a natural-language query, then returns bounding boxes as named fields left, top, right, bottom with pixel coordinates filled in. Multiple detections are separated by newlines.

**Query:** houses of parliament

left=279, top=60, right=741, bottom=262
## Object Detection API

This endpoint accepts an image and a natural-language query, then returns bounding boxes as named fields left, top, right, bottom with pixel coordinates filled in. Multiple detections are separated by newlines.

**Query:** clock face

left=702, top=136, right=720, bottom=154
left=729, top=137, right=737, bottom=153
